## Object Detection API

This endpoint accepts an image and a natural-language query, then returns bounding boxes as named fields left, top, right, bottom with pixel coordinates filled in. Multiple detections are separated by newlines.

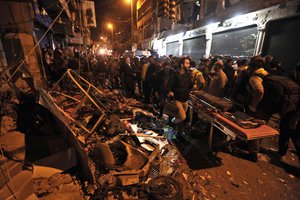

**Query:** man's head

left=213, top=60, right=224, bottom=72
left=202, top=58, right=210, bottom=67
left=264, top=55, right=273, bottom=66
left=179, top=57, right=191, bottom=71
left=249, top=55, right=264, bottom=70
left=125, top=57, right=131, bottom=64
left=162, top=61, right=170, bottom=68
left=225, top=57, right=233, bottom=66
left=238, top=58, right=249, bottom=67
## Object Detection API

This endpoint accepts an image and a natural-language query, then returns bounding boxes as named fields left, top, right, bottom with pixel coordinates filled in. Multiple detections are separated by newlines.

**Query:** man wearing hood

left=248, top=56, right=269, bottom=113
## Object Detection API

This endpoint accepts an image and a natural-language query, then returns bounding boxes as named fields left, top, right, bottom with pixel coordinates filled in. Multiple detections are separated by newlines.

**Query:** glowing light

left=107, top=23, right=113, bottom=29
left=98, top=48, right=106, bottom=55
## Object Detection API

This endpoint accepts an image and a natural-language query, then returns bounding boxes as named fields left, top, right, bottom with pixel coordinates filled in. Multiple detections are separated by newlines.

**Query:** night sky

left=92, top=0, right=131, bottom=40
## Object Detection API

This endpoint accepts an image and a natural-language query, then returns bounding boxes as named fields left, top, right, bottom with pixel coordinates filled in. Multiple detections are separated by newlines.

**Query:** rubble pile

left=33, top=173, right=83, bottom=199
left=36, top=70, right=196, bottom=199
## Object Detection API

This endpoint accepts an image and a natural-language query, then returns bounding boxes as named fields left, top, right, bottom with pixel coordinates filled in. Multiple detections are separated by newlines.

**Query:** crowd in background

left=41, top=44, right=300, bottom=164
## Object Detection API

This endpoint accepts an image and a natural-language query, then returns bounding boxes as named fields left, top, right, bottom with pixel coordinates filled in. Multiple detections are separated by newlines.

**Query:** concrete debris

left=33, top=173, right=83, bottom=199
left=0, top=116, right=16, bottom=135
left=228, top=177, right=240, bottom=188
left=2, top=70, right=299, bottom=200
left=278, top=178, right=286, bottom=184
left=288, top=174, right=295, bottom=179
left=226, top=170, right=232, bottom=176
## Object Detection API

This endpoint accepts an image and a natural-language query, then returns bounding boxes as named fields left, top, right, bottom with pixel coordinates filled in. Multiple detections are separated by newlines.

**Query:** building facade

left=135, top=0, right=300, bottom=72
left=0, top=0, right=96, bottom=86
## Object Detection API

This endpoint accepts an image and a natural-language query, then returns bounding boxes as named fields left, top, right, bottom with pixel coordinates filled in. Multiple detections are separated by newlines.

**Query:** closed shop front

left=183, top=36, right=206, bottom=63
left=211, top=25, right=258, bottom=57
left=262, top=16, right=300, bottom=73
left=166, top=41, right=179, bottom=57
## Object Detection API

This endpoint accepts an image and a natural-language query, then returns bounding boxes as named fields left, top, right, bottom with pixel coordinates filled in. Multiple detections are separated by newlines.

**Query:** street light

left=107, top=23, right=114, bottom=40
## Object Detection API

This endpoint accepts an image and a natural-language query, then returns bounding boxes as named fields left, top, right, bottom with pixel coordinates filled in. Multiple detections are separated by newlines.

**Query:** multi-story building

left=136, top=0, right=300, bottom=72
left=0, top=0, right=96, bottom=86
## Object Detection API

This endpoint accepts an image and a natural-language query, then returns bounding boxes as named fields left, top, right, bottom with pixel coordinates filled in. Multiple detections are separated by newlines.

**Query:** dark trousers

left=143, top=81, right=152, bottom=103
left=125, top=80, right=135, bottom=98
left=279, top=112, right=300, bottom=160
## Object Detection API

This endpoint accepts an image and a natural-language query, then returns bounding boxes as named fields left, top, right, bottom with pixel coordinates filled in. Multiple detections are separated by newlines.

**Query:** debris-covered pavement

left=1, top=70, right=300, bottom=200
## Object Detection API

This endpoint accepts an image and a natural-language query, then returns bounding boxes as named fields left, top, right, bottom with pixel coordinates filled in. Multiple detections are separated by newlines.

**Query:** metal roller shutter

left=166, top=41, right=179, bottom=57
left=262, top=16, right=300, bottom=73
left=183, top=36, right=206, bottom=63
left=211, top=25, right=258, bottom=57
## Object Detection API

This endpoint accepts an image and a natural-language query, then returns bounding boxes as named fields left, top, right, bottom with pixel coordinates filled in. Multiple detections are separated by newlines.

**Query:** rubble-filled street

left=1, top=0, right=300, bottom=199
left=1, top=70, right=299, bottom=200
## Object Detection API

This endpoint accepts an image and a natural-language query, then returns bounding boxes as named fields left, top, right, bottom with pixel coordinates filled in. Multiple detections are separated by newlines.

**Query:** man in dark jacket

left=143, top=56, right=157, bottom=103
left=278, top=63, right=300, bottom=167
left=120, top=57, right=136, bottom=98
left=166, top=57, right=193, bottom=127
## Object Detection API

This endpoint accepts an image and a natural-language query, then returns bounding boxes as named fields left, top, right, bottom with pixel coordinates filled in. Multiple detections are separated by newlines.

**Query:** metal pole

left=131, top=0, right=133, bottom=37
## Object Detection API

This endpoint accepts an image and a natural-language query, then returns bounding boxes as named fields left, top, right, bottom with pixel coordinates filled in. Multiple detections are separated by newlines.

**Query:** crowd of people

left=41, top=44, right=300, bottom=165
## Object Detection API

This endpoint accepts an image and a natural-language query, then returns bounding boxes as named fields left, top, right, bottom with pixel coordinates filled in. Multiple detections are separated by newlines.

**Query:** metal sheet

left=262, top=16, right=300, bottom=73
left=183, top=36, right=206, bottom=63
left=211, top=26, right=258, bottom=57
left=166, top=41, right=179, bottom=57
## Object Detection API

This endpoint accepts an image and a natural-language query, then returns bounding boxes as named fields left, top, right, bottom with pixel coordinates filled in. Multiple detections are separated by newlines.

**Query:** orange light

left=107, top=23, right=113, bottom=29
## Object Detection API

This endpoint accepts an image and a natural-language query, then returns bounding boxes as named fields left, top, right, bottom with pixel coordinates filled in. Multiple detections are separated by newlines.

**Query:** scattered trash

left=288, top=174, right=295, bottom=179
left=229, top=177, right=240, bottom=188
left=278, top=178, right=286, bottom=184
left=226, top=170, right=232, bottom=176
left=182, top=173, right=188, bottom=180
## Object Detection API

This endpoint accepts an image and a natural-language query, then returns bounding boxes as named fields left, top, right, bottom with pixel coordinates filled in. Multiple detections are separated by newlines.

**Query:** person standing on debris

left=166, top=57, right=193, bottom=128
left=140, top=57, right=149, bottom=97
left=199, top=58, right=211, bottom=91
left=120, top=56, right=136, bottom=98
left=132, top=57, right=142, bottom=96
left=52, top=44, right=66, bottom=82
left=207, top=60, right=228, bottom=97
left=243, top=56, right=269, bottom=162
left=143, top=56, right=157, bottom=103
left=108, top=57, right=121, bottom=89
left=157, top=61, right=174, bottom=117
left=278, top=62, right=300, bottom=166
left=247, top=56, right=269, bottom=114
left=191, top=61, right=206, bottom=90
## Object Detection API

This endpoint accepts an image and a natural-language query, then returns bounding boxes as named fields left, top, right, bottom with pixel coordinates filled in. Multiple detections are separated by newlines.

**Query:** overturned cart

left=189, top=91, right=279, bottom=148
left=39, top=69, right=183, bottom=199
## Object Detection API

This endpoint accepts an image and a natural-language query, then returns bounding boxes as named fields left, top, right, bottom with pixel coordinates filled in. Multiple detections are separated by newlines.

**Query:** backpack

left=232, top=70, right=252, bottom=104
left=258, top=75, right=300, bottom=115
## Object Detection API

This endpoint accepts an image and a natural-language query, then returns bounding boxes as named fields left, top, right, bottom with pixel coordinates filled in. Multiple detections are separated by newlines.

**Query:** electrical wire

left=0, top=0, right=71, bottom=92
